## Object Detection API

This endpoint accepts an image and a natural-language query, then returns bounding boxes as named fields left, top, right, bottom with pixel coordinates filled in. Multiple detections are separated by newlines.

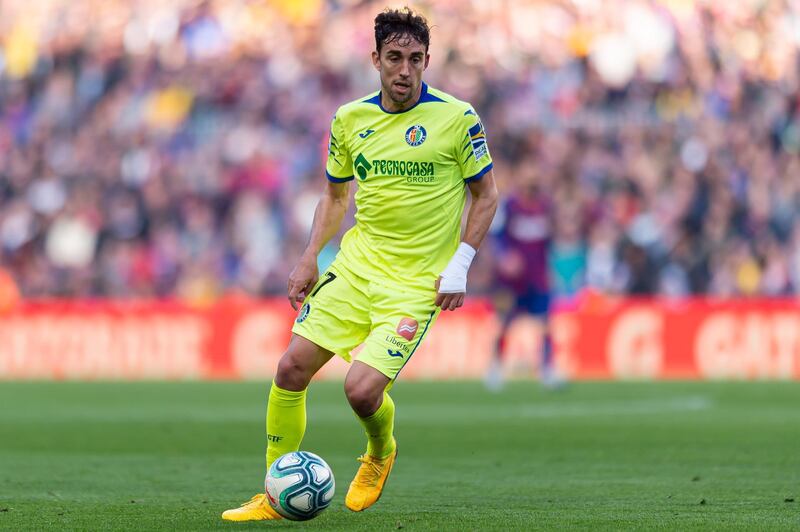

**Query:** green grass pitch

left=1, top=381, right=798, bottom=530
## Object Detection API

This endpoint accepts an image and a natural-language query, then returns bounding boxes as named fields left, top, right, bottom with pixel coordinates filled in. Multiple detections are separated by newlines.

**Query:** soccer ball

left=265, top=451, right=335, bottom=520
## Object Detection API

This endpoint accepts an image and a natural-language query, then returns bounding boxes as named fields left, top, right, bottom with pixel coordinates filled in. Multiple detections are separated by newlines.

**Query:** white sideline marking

left=516, top=396, right=712, bottom=418
left=382, top=396, right=714, bottom=422
left=2, top=397, right=713, bottom=423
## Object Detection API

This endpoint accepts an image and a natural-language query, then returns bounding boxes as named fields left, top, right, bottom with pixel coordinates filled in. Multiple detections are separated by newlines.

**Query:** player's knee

left=275, top=353, right=312, bottom=391
left=344, top=380, right=381, bottom=417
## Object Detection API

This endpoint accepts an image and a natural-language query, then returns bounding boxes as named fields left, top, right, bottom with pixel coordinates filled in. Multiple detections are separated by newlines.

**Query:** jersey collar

left=363, top=82, right=444, bottom=114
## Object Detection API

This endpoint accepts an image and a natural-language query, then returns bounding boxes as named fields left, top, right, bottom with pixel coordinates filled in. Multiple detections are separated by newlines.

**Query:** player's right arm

left=287, top=180, right=350, bottom=310
left=288, top=112, right=354, bottom=310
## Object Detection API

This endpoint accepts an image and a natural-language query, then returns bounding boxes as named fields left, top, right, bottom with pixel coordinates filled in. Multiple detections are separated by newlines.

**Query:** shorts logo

left=295, top=303, right=310, bottom=323
left=396, top=317, right=419, bottom=341
left=405, top=125, right=427, bottom=147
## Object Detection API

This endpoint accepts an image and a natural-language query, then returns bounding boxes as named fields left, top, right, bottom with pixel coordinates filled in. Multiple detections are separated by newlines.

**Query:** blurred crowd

left=1, top=0, right=800, bottom=302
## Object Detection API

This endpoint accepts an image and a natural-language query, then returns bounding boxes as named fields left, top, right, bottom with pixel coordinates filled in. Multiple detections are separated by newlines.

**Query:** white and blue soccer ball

left=265, top=451, right=335, bottom=521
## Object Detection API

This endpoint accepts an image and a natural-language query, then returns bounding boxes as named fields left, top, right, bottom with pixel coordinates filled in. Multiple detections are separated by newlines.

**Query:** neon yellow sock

left=266, top=381, right=307, bottom=469
left=357, top=392, right=396, bottom=458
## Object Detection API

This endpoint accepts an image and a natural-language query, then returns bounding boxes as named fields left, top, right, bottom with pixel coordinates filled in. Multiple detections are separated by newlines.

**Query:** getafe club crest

left=405, top=125, right=426, bottom=147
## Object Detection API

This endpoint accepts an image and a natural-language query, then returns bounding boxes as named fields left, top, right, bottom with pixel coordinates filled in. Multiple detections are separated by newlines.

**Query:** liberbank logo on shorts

left=385, top=335, right=410, bottom=356
left=354, top=152, right=435, bottom=183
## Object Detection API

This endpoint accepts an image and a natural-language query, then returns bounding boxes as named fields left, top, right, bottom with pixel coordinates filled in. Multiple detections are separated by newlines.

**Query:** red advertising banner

left=0, top=296, right=798, bottom=380
left=554, top=297, right=800, bottom=380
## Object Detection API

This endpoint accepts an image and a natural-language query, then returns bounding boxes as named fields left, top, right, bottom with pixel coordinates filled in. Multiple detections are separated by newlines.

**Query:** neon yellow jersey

left=325, top=82, right=493, bottom=293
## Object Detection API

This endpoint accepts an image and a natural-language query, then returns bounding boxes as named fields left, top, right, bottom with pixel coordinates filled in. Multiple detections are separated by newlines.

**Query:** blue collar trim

left=363, top=83, right=445, bottom=113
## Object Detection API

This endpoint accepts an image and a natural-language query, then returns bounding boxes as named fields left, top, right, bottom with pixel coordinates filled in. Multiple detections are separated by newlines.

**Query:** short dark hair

left=374, top=7, right=430, bottom=53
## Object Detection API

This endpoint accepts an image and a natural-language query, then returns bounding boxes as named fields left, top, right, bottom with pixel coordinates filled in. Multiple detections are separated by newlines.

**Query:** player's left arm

left=435, top=169, right=498, bottom=311
left=463, top=170, right=499, bottom=250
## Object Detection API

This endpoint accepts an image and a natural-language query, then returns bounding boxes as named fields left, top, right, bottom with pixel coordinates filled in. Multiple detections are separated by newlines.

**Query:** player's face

left=372, top=36, right=429, bottom=111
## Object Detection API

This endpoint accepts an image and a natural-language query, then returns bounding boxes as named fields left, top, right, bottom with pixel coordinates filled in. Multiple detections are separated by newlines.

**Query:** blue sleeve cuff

left=464, top=162, right=493, bottom=183
left=326, top=171, right=354, bottom=183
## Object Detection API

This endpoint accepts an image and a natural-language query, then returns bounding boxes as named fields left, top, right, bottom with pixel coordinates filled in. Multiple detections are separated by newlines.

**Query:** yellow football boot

left=221, top=493, right=283, bottom=521
left=345, top=439, right=398, bottom=512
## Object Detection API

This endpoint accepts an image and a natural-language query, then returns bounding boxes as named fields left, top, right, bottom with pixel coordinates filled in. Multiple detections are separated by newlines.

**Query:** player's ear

left=424, top=52, right=430, bottom=70
left=371, top=50, right=381, bottom=71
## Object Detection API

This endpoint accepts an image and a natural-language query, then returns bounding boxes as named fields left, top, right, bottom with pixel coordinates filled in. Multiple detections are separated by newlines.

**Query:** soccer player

left=222, top=7, right=497, bottom=521
left=485, top=162, right=559, bottom=391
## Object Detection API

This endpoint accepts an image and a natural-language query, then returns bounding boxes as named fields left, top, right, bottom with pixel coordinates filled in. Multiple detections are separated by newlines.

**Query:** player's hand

left=434, top=277, right=465, bottom=311
left=436, top=242, right=474, bottom=311
left=287, top=254, right=319, bottom=310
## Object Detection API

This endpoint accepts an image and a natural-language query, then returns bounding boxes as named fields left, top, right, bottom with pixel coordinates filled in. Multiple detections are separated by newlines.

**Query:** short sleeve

left=457, top=107, right=493, bottom=183
left=326, top=113, right=354, bottom=182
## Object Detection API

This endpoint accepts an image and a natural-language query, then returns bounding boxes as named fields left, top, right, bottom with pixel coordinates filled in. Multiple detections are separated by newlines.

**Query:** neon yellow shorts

left=291, top=263, right=440, bottom=380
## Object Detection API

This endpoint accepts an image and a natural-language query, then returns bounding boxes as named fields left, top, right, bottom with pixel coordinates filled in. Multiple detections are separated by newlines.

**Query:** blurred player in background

left=485, top=161, right=561, bottom=390
left=222, top=7, right=497, bottom=521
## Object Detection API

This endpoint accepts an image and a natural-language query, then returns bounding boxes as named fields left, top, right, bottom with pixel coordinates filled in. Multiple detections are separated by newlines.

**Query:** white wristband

left=438, top=242, right=476, bottom=294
